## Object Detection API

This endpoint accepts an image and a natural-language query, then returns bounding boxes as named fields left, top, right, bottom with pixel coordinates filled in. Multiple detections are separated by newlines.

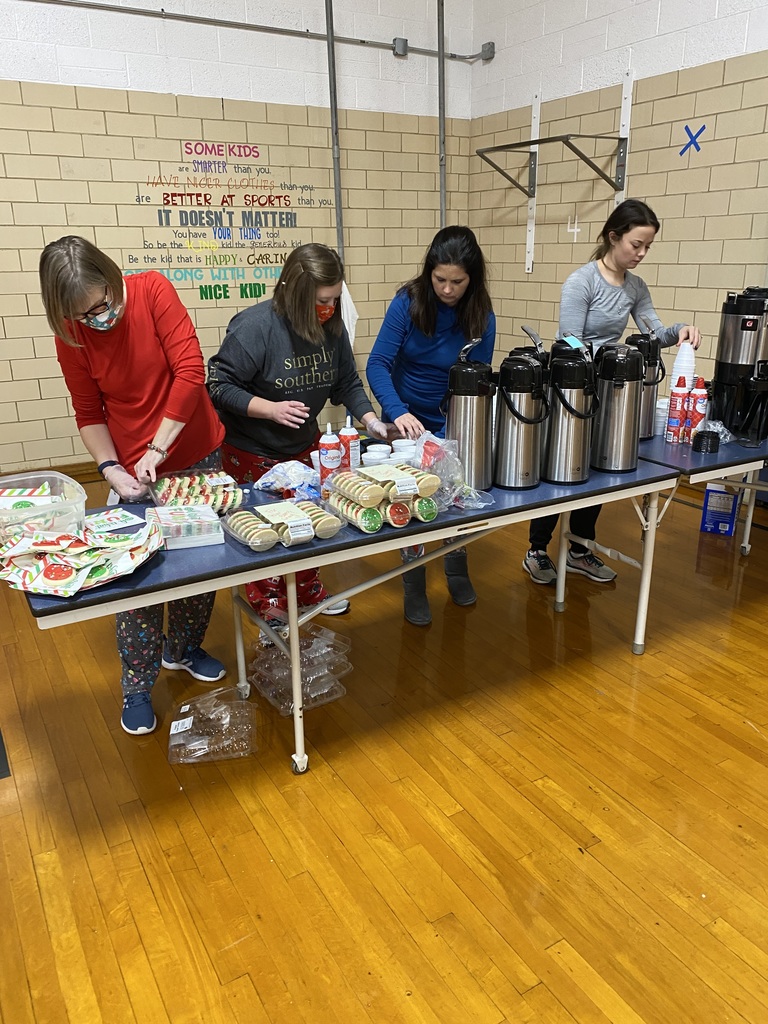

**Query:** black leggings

left=529, top=505, right=601, bottom=555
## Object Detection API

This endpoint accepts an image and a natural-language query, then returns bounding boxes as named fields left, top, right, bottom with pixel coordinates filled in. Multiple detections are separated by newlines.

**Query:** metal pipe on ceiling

left=30, top=0, right=491, bottom=62
left=437, top=0, right=447, bottom=228
left=324, top=0, right=345, bottom=262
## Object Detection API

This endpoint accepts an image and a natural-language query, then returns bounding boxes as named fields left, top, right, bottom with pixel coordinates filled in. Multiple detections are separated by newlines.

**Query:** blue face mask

left=83, top=302, right=121, bottom=331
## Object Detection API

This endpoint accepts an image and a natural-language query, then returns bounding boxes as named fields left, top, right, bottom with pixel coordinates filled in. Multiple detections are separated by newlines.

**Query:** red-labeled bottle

left=665, top=375, right=689, bottom=444
left=339, top=415, right=360, bottom=471
left=684, top=376, right=708, bottom=443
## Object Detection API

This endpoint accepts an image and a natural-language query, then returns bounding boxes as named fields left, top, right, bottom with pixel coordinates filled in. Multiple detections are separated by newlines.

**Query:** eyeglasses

left=73, top=292, right=110, bottom=322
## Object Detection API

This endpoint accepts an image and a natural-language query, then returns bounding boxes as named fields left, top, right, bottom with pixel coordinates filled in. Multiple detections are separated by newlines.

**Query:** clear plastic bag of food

left=412, top=432, right=494, bottom=510
left=167, top=686, right=257, bottom=763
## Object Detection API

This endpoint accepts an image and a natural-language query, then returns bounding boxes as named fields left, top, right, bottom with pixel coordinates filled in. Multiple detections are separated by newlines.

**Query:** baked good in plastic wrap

left=168, top=686, right=257, bottom=763
left=411, top=433, right=495, bottom=510
left=330, top=470, right=386, bottom=507
left=249, top=500, right=315, bottom=547
left=145, top=505, right=224, bottom=549
left=328, top=493, right=383, bottom=533
left=151, top=471, right=245, bottom=513
left=359, top=463, right=441, bottom=498
left=0, top=472, right=86, bottom=542
left=293, top=500, right=343, bottom=539
left=0, top=520, right=164, bottom=598
left=222, top=509, right=280, bottom=551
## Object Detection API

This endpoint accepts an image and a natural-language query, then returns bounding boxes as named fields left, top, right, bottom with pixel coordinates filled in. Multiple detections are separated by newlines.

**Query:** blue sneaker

left=121, top=690, right=156, bottom=735
left=162, top=643, right=226, bottom=683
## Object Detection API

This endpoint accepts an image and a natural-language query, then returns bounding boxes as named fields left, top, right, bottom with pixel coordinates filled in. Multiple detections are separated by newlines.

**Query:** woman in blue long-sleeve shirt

left=367, top=226, right=495, bottom=626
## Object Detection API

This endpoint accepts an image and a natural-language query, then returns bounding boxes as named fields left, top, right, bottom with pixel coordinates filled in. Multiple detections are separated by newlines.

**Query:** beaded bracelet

left=147, top=442, right=169, bottom=459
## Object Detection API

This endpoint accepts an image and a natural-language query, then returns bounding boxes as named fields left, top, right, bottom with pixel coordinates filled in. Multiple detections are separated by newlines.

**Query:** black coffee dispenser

left=625, top=330, right=666, bottom=440
left=710, top=287, right=768, bottom=442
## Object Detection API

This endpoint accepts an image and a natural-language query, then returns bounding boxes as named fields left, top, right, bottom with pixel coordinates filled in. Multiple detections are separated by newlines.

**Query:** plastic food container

left=0, top=471, right=86, bottom=542
left=149, top=472, right=245, bottom=514
left=221, top=509, right=280, bottom=551
left=145, top=505, right=224, bottom=549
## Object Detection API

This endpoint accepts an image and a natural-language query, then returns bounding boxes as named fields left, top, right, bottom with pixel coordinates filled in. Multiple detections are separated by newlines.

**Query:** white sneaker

left=300, top=597, right=350, bottom=616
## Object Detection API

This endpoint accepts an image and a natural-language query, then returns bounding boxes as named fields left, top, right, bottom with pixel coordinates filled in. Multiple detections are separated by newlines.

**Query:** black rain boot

left=444, top=548, right=476, bottom=606
left=402, top=565, right=431, bottom=626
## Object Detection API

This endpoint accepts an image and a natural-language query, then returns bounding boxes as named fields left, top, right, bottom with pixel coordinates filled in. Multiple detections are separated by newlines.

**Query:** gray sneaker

left=565, top=550, right=617, bottom=582
left=522, top=549, right=557, bottom=585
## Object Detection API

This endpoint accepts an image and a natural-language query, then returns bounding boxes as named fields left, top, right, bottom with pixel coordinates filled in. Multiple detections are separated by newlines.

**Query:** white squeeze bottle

left=339, top=415, right=360, bottom=470
left=319, top=422, right=342, bottom=496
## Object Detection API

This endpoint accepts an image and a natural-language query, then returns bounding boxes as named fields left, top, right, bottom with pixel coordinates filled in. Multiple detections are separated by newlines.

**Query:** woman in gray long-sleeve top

left=522, top=199, right=701, bottom=586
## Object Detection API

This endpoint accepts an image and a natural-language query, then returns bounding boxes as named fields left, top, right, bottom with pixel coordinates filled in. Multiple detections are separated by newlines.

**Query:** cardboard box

left=700, top=482, right=742, bottom=536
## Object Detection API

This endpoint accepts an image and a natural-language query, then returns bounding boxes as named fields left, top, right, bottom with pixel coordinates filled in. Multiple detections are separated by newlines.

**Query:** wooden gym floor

left=1, top=481, right=768, bottom=1023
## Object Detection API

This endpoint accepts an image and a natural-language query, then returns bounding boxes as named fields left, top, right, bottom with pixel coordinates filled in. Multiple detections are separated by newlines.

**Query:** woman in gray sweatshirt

left=208, top=243, right=389, bottom=621
left=522, top=199, right=701, bottom=586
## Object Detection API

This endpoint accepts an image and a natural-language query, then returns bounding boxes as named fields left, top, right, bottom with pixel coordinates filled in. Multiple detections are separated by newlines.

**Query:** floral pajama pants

left=117, top=449, right=221, bottom=696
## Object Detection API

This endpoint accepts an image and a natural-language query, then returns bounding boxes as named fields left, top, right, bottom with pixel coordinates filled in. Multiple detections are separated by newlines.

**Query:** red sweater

left=56, top=272, right=224, bottom=473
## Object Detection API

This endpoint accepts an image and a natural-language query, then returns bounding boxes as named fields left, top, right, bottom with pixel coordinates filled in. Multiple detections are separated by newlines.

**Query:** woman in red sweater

left=40, top=235, right=226, bottom=737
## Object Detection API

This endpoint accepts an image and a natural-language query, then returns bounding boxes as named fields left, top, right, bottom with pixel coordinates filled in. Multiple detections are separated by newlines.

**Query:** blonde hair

left=272, top=243, right=344, bottom=345
left=39, top=235, right=125, bottom=345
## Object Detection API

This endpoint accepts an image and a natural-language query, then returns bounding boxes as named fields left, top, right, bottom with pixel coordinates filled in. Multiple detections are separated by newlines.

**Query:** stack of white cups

left=654, top=398, right=670, bottom=436
left=671, top=342, right=696, bottom=389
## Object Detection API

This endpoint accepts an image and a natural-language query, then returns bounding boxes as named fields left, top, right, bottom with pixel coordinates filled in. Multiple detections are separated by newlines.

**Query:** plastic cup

left=309, top=450, right=320, bottom=471
left=361, top=453, right=388, bottom=466
left=391, top=439, right=416, bottom=451
left=366, top=444, right=391, bottom=456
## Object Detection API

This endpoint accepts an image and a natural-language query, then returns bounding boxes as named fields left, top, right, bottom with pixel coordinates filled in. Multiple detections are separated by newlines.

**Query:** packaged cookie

left=378, top=500, right=412, bottom=528
left=389, top=464, right=441, bottom=497
left=294, top=500, right=343, bottom=540
left=328, top=493, right=383, bottom=533
left=411, top=496, right=439, bottom=522
left=252, top=501, right=314, bottom=546
left=223, top=510, right=280, bottom=551
left=331, top=471, right=386, bottom=508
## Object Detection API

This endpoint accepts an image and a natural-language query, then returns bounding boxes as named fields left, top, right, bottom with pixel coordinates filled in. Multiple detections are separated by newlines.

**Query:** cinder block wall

left=1, top=48, right=767, bottom=472
left=471, top=51, right=768, bottom=386
left=0, top=80, right=469, bottom=472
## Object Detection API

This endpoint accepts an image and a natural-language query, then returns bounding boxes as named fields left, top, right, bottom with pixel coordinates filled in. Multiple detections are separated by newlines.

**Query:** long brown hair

left=272, top=243, right=344, bottom=345
left=403, top=225, right=492, bottom=340
left=591, top=199, right=660, bottom=261
left=39, top=235, right=125, bottom=346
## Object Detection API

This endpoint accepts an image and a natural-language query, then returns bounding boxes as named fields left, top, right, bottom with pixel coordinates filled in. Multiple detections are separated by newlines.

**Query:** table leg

left=554, top=513, right=569, bottom=612
left=285, top=572, right=308, bottom=774
left=231, top=586, right=249, bottom=697
left=740, top=469, right=758, bottom=556
left=633, top=490, right=659, bottom=655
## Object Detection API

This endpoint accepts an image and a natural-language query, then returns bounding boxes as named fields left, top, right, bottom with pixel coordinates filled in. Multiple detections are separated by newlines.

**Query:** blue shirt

left=366, top=290, right=496, bottom=435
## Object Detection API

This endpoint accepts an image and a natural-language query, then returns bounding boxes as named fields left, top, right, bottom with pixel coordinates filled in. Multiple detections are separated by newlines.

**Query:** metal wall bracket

left=476, top=133, right=628, bottom=199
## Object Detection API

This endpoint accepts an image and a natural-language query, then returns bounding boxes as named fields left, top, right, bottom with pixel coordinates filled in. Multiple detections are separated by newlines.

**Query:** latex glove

left=393, top=413, right=425, bottom=440
left=366, top=417, right=390, bottom=440
left=677, top=325, right=702, bottom=350
left=134, top=447, right=166, bottom=483
left=270, top=400, right=310, bottom=428
left=103, top=465, right=149, bottom=502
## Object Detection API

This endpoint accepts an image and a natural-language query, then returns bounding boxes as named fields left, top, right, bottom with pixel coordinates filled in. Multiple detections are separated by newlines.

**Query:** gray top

left=559, top=261, right=684, bottom=351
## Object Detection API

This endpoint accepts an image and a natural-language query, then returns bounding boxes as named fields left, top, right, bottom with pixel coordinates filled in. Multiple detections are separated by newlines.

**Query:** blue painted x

left=680, top=124, right=706, bottom=156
